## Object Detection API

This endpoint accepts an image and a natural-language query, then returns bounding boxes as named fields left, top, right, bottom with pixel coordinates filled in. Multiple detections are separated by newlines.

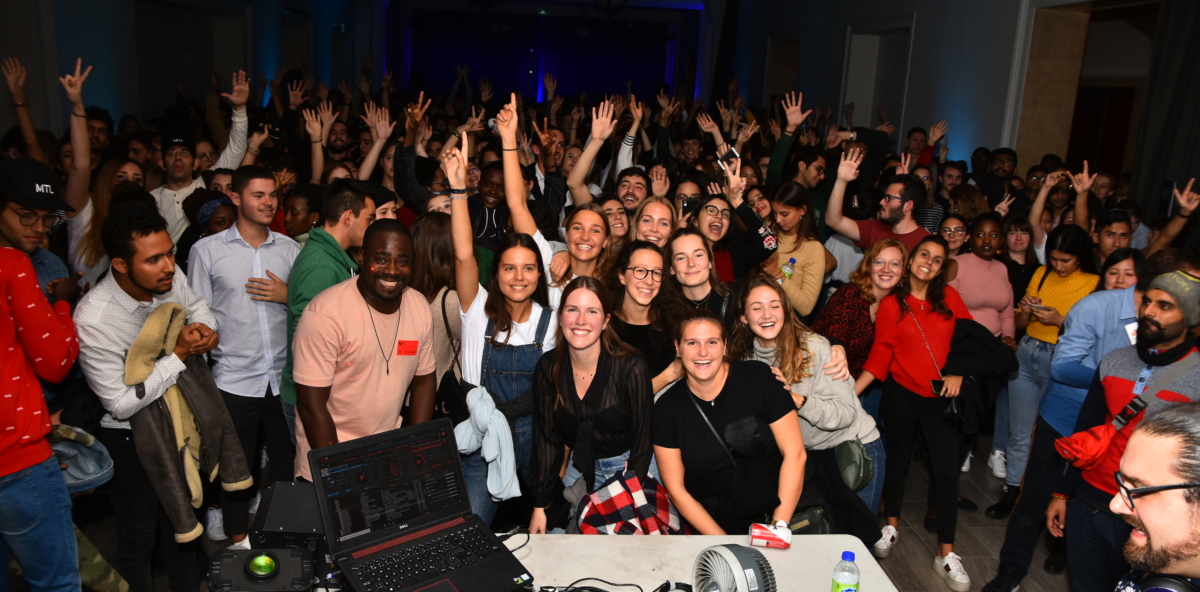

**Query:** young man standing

left=1046, top=271, right=1200, bottom=592
left=826, top=150, right=930, bottom=252
left=75, top=207, right=218, bottom=592
left=292, top=219, right=436, bottom=480
left=188, top=166, right=299, bottom=546
left=0, top=157, right=82, bottom=592
left=280, top=179, right=376, bottom=442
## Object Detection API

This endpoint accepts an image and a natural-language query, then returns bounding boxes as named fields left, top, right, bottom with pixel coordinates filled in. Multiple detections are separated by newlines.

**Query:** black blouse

left=611, top=317, right=675, bottom=378
left=530, top=349, right=655, bottom=507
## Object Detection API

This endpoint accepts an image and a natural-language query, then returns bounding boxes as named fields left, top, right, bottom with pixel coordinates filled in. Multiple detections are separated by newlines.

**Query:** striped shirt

left=1022, top=266, right=1098, bottom=344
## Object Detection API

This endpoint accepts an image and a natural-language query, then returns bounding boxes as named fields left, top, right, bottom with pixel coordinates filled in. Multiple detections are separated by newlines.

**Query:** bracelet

left=449, top=188, right=468, bottom=196
left=71, top=111, right=87, bottom=118
left=502, top=147, right=517, bottom=152
left=1179, top=211, right=1192, bottom=219
left=248, top=148, right=261, bottom=154
left=311, top=139, right=322, bottom=144
left=12, top=102, right=25, bottom=108
left=1050, top=493, right=1069, bottom=500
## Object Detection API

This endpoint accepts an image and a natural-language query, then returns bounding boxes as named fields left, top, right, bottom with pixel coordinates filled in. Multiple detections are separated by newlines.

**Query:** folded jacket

left=454, top=386, right=520, bottom=502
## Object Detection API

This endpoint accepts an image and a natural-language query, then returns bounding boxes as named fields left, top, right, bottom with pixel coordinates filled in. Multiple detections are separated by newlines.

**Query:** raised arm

left=696, top=113, right=724, bottom=148
left=442, top=143, right=479, bottom=312
left=497, top=93, right=537, bottom=236
left=616, top=97, right=644, bottom=173
left=1028, top=170, right=1066, bottom=250
left=1070, top=160, right=1096, bottom=232
left=206, top=71, right=230, bottom=150
left=565, top=100, right=617, bottom=207
left=1148, top=179, right=1199, bottom=257
left=356, top=102, right=396, bottom=181
left=825, top=148, right=863, bottom=241
left=3, top=57, right=45, bottom=163
left=213, top=70, right=250, bottom=170
left=302, top=108, right=325, bottom=184
left=58, top=58, right=92, bottom=217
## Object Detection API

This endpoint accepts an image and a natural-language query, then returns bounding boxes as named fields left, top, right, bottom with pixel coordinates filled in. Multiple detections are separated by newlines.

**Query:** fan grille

left=695, top=548, right=736, bottom=591
left=693, top=545, right=777, bottom=592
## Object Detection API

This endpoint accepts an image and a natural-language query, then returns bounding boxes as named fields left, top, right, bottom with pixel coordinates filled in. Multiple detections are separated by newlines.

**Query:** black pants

left=219, top=387, right=295, bottom=536
left=1066, top=483, right=1131, bottom=592
left=881, top=379, right=962, bottom=544
left=996, top=415, right=1063, bottom=579
left=96, top=428, right=199, bottom=592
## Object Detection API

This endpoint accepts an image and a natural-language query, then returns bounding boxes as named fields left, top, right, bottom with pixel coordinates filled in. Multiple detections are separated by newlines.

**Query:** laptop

left=309, top=418, right=533, bottom=592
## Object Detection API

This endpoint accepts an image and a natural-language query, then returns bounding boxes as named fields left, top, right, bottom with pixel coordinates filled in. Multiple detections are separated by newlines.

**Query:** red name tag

left=396, top=340, right=419, bottom=356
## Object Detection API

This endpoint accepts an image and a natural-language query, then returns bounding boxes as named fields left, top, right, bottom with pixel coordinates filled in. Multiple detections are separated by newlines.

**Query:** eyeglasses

left=882, top=194, right=905, bottom=204
left=676, top=193, right=701, bottom=201
left=196, top=151, right=218, bottom=161
left=625, top=266, right=663, bottom=282
left=165, top=148, right=191, bottom=158
left=871, top=259, right=902, bottom=270
left=1115, top=471, right=1200, bottom=511
left=5, top=204, right=63, bottom=228
left=703, top=205, right=731, bottom=220
left=1030, top=175, right=1047, bottom=182
left=940, top=227, right=967, bottom=237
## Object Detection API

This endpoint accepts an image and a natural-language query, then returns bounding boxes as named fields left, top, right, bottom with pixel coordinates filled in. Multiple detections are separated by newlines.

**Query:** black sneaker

left=981, top=572, right=1022, bottom=592
left=986, top=485, right=1021, bottom=520
left=1044, top=552, right=1066, bottom=574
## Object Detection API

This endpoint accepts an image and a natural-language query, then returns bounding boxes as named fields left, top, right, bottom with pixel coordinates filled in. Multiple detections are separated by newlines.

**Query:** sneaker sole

left=874, top=541, right=894, bottom=558
left=935, top=565, right=971, bottom=592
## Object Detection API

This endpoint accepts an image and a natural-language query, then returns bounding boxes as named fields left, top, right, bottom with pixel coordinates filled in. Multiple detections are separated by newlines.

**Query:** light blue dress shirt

left=1040, top=285, right=1138, bottom=435
left=188, top=224, right=300, bottom=398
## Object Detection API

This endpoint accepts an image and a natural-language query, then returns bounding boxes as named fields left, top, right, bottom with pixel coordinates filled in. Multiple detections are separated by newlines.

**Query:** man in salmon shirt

left=0, top=157, right=82, bottom=592
left=1046, top=271, right=1200, bottom=592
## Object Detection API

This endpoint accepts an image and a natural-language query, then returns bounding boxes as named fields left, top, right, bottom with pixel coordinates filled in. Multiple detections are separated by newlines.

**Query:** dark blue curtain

left=406, top=11, right=673, bottom=101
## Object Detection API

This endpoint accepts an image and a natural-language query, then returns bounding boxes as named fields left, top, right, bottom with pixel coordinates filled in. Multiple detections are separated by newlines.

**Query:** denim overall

left=462, top=309, right=552, bottom=525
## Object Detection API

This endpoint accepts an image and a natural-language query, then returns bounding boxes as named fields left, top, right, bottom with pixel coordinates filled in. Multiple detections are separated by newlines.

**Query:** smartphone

left=681, top=198, right=699, bottom=216
left=716, top=146, right=740, bottom=171
left=931, top=380, right=945, bottom=397
left=1027, top=304, right=1050, bottom=311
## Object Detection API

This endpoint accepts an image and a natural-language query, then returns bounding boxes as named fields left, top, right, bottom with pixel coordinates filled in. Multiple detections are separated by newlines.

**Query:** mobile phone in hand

left=716, top=146, right=740, bottom=171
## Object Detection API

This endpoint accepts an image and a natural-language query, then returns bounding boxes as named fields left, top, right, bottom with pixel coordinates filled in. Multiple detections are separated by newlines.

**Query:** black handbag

left=908, top=310, right=964, bottom=427
left=434, top=290, right=472, bottom=425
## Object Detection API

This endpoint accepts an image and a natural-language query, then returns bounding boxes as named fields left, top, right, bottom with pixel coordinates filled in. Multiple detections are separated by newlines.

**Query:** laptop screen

left=314, top=424, right=465, bottom=544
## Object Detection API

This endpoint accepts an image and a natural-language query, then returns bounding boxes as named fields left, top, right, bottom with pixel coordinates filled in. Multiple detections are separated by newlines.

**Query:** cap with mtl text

left=0, top=156, right=74, bottom=212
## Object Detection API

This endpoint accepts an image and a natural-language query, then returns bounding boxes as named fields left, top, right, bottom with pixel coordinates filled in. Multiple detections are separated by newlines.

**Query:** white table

left=504, top=534, right=897, bottom=592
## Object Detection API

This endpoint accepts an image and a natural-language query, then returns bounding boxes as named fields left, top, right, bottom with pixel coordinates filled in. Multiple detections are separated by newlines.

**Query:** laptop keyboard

left=351, top=524, right=502, bottom=591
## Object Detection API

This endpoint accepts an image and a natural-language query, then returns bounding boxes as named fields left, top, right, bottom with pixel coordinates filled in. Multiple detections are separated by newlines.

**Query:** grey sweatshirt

left=750, top=334, right=880, bottom=450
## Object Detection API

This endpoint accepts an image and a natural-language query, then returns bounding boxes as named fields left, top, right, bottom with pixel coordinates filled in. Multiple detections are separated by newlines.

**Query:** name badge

left=396, top=340, right=419, bottom=356
left=1125, top=322, right=1138, bottom=345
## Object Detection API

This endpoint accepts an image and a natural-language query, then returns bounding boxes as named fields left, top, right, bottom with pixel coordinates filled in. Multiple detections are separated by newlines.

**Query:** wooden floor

left=69, top=433, right=1071, bottom=592
left=875, top=433, right=1071, bottom=592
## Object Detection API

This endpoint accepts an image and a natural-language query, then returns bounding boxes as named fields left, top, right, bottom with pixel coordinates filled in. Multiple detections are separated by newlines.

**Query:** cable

left=563, top=577, right=644, bottom=592
left=510, top=532, right=531, bottom=553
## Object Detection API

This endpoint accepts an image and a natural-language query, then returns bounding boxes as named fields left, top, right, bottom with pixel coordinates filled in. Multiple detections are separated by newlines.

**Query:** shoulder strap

left=1037, top=266, right=1051, bottom=293
left=1113, top=353, right=1200, bottom=429
left=688, top=396, right=737, bottom=467
left=719, top=292, right=730, bottom=323
left=440, top=289, right=461, bottom=372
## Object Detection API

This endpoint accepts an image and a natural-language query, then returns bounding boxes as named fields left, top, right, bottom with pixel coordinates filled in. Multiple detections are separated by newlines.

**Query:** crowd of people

left=3, top=52, right=1200, bottom=592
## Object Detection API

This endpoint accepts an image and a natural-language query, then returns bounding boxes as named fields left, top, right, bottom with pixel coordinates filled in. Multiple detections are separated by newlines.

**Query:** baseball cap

left=160, top=128, right=196, bottom=156
left=0, top=156, right=75, bottom=212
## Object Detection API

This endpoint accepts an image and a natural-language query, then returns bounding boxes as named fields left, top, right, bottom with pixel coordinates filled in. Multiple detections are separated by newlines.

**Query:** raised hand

left=357, top=73, right=371, bottom=97
left=1071, top=160, right=1097, bottom=194
left=628, top=97, right=644, bottom=132
left=302, top=108, right=322, bottom=139
left=495, top=93, right=520, bottom=141
left=649, top=165, right=670, bottom=197
left=57, top=58, right=92, bottom=106
left=317, top=80, right=329, bottom=102
left=656, top=89, right=671, bottom=109
left=1174, top=178, right=1199, bottom=217
left=768, top=118, right=782, bottom=141
left=223, top=70, right=250, bottom=110
left=419, top=118, right=433, bottom=144
left=610, top=94, right=628, bottom=121
left=722, top=154, right=745, bottom=206
left=781, top=91, right=812, bottom=132
left=2, top=57, right=27, bottom=100
left=589, top=100, right=618, bottom=142
left=696, top=113, right=719, bottom=134
left=876, top=122, right=897, bottom=135
left=374, top=106, right=396, bottom=142
left=929, top=120, right=948, bottom=144
left=877, top=105, right=889, bottom=125
left=287, top=79, right=307, bottom=108
left=838, top=148, right=863, bottom=183
left=896, top=153, right=911, bottom=175
left=249, top=125, right=273, bottom=150
left=995, top=194, right=1016, bottom=217
left=737, top=121, right=759, bottom=145
left=404, top=91, right=432, bottom=132
left=318, top=100, right=336, bottom=126
left=543, top=72, right=557, bottom=97
left=336, top=80, right=352, bottom=100
left=550, top=95, right=564, bottom=115
left=381, top=70, right=395, bottom=94
left=458, top=106, right=485, bottom=133
left=479, top=78, right=493, bottom=102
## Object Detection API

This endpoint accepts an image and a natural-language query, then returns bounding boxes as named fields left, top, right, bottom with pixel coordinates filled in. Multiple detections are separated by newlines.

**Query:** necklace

left=364, top=299, right=402, bottom=375
left=688, top=291, right=712, bottom=310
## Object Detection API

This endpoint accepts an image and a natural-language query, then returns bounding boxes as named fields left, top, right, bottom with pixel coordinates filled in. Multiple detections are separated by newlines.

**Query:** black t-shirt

left=611, top=317, right=675, bottom=378
left=653, top=361, right=795, bottom=503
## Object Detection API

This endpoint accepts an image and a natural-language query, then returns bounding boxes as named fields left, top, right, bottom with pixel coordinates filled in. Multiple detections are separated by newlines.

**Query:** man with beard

left=1045, top=271, right=1200, bottom=592
left=327, top=120, right=352, bottom=162
left=188, top=166, right=299, bottom=546
left=979, top=147, right=1028, bottom=212
left=825, top=149, right=930, bottom=252
left=291, top=219, right=436, bottom=481
left=152, top=131, right=204, bottom=242
left=1110, top=403, right=1200, bottom=591
left=75, top=206, right=218, bottom=592
left=936, top=160, right=966, bottom=213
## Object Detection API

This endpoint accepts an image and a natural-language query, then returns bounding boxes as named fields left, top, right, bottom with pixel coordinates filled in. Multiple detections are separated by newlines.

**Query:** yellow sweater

left=775, top=233, right=826, bottom=317
left=1022, top=266, right=1098, bottom=344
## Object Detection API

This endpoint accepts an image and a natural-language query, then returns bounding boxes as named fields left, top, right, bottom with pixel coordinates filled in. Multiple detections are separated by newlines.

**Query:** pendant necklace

left=365, top=299, right=402, bottom=375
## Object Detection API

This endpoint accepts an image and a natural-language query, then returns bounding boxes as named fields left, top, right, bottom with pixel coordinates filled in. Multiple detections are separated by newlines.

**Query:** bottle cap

left=789, top=258, right=796, bottom=263
left=842, top=551, right=855, bottom=562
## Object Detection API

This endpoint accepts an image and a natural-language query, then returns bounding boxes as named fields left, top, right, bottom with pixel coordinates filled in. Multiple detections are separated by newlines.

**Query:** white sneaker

left=229, top=538, right=251, bottom=550
left=248, top=492, right=261, bottom=515
left=204, top=507, right=227, bottom=540
left=874, top=525, right=899, bottom=558
left=988, top=450, right=1007, bottom=479
left=934, top=552, right=971, bottom=592
left=961, top=452, right=972, bottom=473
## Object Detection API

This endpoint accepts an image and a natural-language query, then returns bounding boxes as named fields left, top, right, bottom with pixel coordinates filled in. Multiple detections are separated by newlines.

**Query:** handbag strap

left=1037, top=266, right=1051, bottom=293
left=688, top=396, right=737, bottom=468
left=1112, top=353, right=1200, bottom=429
left=907, top=310, right=944, bottom=379
left=440, top=289, right=461, bottom=373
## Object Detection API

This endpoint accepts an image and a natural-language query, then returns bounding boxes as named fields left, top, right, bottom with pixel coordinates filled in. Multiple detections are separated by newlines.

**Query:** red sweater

left=0, top=248, right=79, bottom=476
left=864, top=289, right=972, bottom=397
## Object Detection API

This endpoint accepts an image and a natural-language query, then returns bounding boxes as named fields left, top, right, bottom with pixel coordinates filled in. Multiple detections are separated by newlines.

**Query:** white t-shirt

left=459, top=230, right=561, bottom=385
left=65, top=200, right=110, bottom=290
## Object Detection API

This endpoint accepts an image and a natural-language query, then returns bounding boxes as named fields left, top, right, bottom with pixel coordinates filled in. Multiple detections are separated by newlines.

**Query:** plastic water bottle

left=778, top=257, right=796, bottom=285
left=832, top=551, right=859, bottom=592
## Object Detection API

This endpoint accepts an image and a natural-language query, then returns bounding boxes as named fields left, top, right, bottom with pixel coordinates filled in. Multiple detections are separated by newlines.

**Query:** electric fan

left=692, top=544, right=777, bottom=592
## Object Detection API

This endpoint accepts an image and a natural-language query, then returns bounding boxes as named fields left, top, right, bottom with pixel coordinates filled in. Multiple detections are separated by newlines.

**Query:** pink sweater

left=949, top=253, right=1015, bottom=338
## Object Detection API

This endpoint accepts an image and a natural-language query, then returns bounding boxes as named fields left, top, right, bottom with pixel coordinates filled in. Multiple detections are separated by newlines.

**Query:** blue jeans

left=0, top=456, right=80, bottom=592
left=1005, top=335, right=1055, bottom=487
left=463, top=416, right=533, bottom=526
left=562, top=450, right=660, bottom=490
left=853, top=437, right=886, bottom=516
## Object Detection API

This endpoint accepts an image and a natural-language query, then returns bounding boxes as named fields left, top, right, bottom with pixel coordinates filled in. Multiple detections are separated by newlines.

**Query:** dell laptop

left=309, top=418, right=533, bottom=592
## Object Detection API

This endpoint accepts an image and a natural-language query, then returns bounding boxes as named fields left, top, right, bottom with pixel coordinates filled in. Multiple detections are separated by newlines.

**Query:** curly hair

left=848, top=239, right=908, bottom=304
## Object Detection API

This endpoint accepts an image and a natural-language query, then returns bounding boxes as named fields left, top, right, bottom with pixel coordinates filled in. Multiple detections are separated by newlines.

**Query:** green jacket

left=281, top=228, right=359, bottom=405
